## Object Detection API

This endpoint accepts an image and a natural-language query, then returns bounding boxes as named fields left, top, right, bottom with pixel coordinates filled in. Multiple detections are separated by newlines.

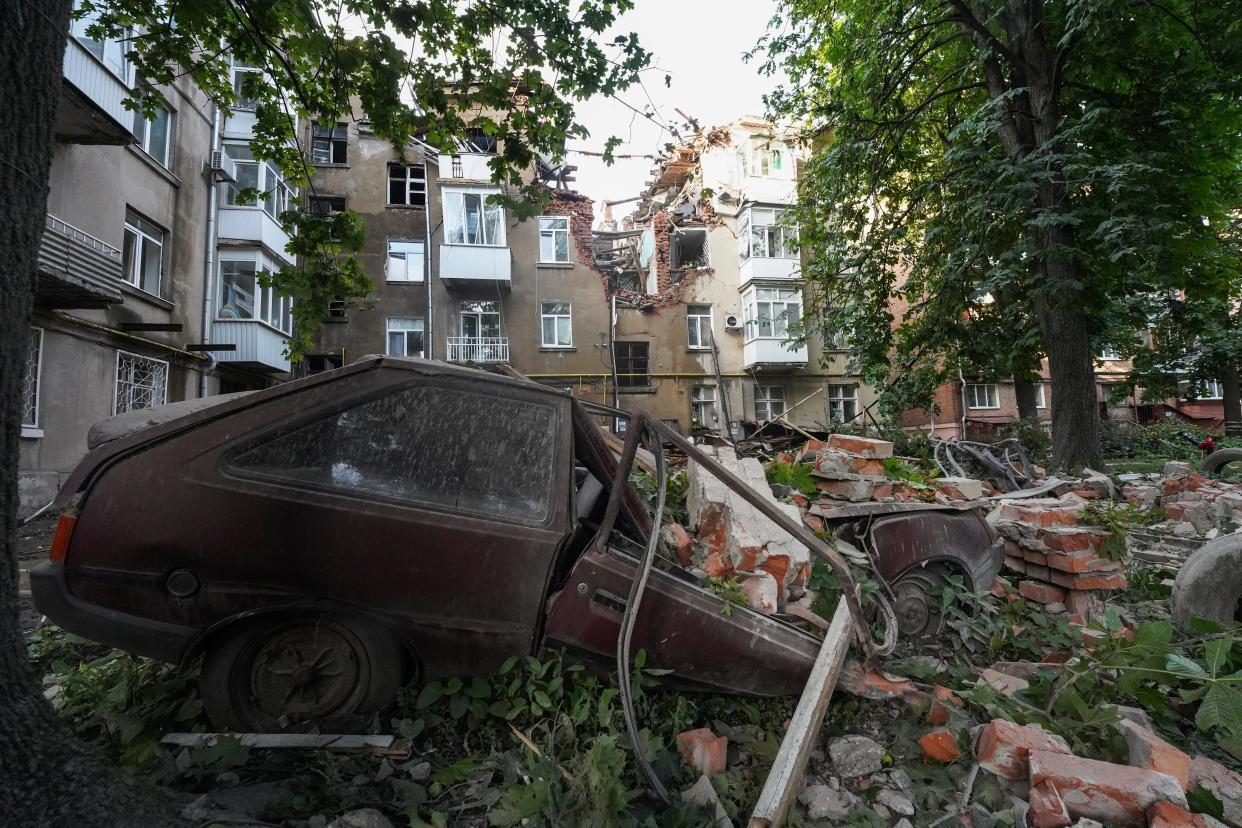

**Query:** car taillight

left=49, top=514, right=77, bottom=564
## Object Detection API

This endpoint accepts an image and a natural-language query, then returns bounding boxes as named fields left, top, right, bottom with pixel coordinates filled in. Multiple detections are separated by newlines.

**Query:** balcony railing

left=445, top=337, right=509, bottom=363
left=36, top=213, right=124, bottom=308
left=439, top=244, right=512, bottom=289
left=211, top=320, right=291, bottom=373
left=56, top=38, right=134, bottom=144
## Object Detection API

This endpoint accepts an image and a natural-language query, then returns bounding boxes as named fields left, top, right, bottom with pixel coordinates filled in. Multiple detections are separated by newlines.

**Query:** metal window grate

left=115, top=351, right=168, bottom=414
left=22, top=328, right=42, bottom=427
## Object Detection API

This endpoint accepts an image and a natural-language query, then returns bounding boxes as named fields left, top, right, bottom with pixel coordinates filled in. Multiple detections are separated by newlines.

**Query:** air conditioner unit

left=208, top=150, right=237, bottom=183
left=724, top=314, right=743, bottom=330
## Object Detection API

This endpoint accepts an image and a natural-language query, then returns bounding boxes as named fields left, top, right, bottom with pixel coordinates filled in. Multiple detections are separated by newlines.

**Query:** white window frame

left=827, top=384, right=858, bottom=423
left=229, top=56, right=261, bottom=110
left=687, top=304, right=713, bottom=350
left=540, top=301, right=572, bottom=348
left=743, top=287, right=802, bottom=342
left=538, top=216, right=571, bottom=263
left=386, top=239, right=424, bottom=283
left=1034, top=384, right=1047, bottom=409
left=122, top=211, right=164, bottom=296
left=387, top=163, right=426, bottom=207
left=22, top=327, right=44, bottom=435
left=1197, top=379, right=1224, bottom=400
left=967, top=383, right=1000, bottom=410
left=386, top=317, right=425, bottom=358
left=114, top=350, right=168, bottom=415
left=222, top=143, right=297, bottom=221
left=132, top=102, right=172, bottom=168
left=311, top=121, right=348, bottom=164
left=753, top=147, right=785, bottom=177
left=739, top=207, right=797, bottom=261
left=690, top=385, right=718, bottom=429
left=443, top=188, right=505, bottom=247
left=755, top=385, right=786, bottom=422
left=1096, top=346, right=1121, bottom=361
left=217, top=251, right=293, bottom=335
left=70, top=2, right=132, bottom=84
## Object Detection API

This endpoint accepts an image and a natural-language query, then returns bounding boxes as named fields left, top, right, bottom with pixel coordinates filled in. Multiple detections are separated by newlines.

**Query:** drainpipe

left=958, top=367, right=968, bottom=439
left=609, top=293, right=620, bottom=414
left=422, top=152, right=434, bottom=359
left=199, top=104, right=222, bottom=397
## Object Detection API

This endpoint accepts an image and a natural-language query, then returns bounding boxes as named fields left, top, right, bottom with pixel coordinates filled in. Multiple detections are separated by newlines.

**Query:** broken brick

left=1029, top=780, right=1073, bottom=828
left=980, top=667, right=1031, bottom=696
left=929, top=685, right=963, bottom=726
left=739, top=572, right=779, bottom=613
left=1039, top=527, right=1108, bottom=553
left=1147, top=801, right=1208, bottom=828
left=1047, top=570, right=1127, bottom=591
left=675, top=728, right=727, bottom=777
left=759, top=554, right=790, bottom=586
left=1043, top=548, right=1124, bottom=574
left=802, top=513, right=825, bottom=533
left=661, top=523, right=693, bottom=568
left=991, top=576, right=1013, bottom=598
left=846, top=455, right=887, bottom=477
left=975, top=719, right=1072, bottom=780
left=826, top=434, right=894, bottom=459
left=1117, top=720, right=1190, bottom=791
left=816, top=478, right=875, bottom=501
left=1189, top=755, right=1242, bottom=827
left=1028, top=749, right=1186, bottom=825
left=1019, top=580, right=1067, bottom=605
left=1005, top=555, right=1027, bottom=575
left=919, top=728, right=961, bottom=763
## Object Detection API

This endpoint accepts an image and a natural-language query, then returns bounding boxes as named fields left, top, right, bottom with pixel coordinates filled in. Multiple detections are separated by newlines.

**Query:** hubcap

left=249, top=624, right=361, bottom=718
left=891, top=570, right=947, bottom=638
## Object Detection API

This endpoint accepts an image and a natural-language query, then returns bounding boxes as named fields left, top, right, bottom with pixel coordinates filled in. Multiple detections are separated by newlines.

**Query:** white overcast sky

left=567, top=0, right=785, bottom=209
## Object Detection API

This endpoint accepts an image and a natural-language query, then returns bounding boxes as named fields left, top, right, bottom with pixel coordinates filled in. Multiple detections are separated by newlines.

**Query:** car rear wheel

left=890, top=565, right=953, bottom=638
left=201, top=615, right=405, bottom=732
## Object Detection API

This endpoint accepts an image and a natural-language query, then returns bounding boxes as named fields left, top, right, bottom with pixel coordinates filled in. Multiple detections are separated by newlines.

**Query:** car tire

left=1200, top=448, right=1242, bottom=476
left=200, top=614, right=405, bottom=732
left=1173, top=534, right=1242, bottom=632
left=889, top=564, right=955, bottom=638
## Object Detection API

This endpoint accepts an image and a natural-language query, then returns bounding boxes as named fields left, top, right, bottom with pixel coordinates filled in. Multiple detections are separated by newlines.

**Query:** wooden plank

left=160, top=733, right=411, bottom=757
left=747, top=600, right=854, bottom=828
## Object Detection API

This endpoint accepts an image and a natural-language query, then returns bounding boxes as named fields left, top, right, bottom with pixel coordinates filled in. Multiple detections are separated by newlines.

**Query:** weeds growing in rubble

left=765, top=459, right=819, bottom=497
left=630, top=469, right=690, bottom=525
left=707, top=575, right=750, bottom=616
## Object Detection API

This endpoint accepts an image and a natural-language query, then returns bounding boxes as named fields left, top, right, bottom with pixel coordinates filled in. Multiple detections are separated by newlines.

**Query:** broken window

left=687, top=304, right=713, bottom=349
left=827, top=384, right=858, bottom=422
left=541, top=301, right=572, bottom=347
left=462, top=127, right=498, bottom=154
left=742, top=208, right=797, bottom=259
left=309, top=195, right=346, bottom=215
left=614, top=341, right=650, bottom=388
left=539, top=216, right=570, bottom=262
left=225, top=383, right=560, bottom=525
left=967, top=383, right=999, bottom=409
left=303, top=354, right=343, bottom=375
left=670, top=227, right=707, bottom=270
left=311, top=122, right=348, bottom=164
left=388, top=164, right=426, bottom=207
left=444, top=189, right=504, bottom=246
left=691, top=385, right=718, bottom=429
left=755, top=385, right=785, bottom=422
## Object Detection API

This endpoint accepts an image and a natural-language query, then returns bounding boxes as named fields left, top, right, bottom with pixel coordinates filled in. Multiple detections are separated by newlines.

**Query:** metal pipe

left=422, top=151, right=434, bottom=360
left=199, top=104, right=222, bottom=397
left=51, top=313, right=209, bottom=362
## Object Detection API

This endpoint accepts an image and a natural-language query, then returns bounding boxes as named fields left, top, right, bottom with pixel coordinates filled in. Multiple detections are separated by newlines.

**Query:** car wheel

left=201, top=614, right=405, bottom=732
left=1200, top=448, right=1242, bottom=477
left=1173, top=534, right=1242, bottom=632
left=890, top=565, right=953, bottom=638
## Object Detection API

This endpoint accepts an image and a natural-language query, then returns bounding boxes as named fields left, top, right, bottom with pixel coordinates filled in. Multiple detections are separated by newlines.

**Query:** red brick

left=1004, top=555, right=1027, bottom=575
left=1047, top=571, right=1127, bottom=591
left=1028, top=750, right=1186, bottom=825
left=975, top=719, right=1072, bottom=780
left=802, top=512, right=825, bottom=533
left=826, top=434, right=894, bottom=459
left=1189, top=756, right=1242, bottom=822
left=1118, top=720, right=1190, bottom=790
left=1039, top=527, right=1107, bottom=553
left=739, top=572, right=778, bottom=613
left=1026, top=563, right=1052, bottom=582
left=838, top=663, right=929, bottom=705
left=1025, top=548, right=1050, bottom=566
left=929, top=685, right=963, bottom=726
left=990, top=576, right=1013, bottom=598
left=676, top=728, right=727, bottom=776
left=792, top=563, right=812, bottom=587
left=1003, top=539, right=1025, bottom=557
left=796, top=439, right=827, bottom=463
left=1022, top=506, right=1083, bottom=527
left=1044, top=548, right=1124, bottom=574
left=870, top=482, right=893, bottom=500
left=1029, top=780, right=1073, bottom=828
left=980, top=668, right=1031, bottom=696
left=1147, top=801, right=1206, bottom=828
left=1020, top=580, right=1067, bottom=605
left=663, top=523, right=693, bottom=567
left=846, top=456, right=887, bottom=477
left=759, top=554, right=790, bottom=586
left=919, top=728, right=961, bottom=763
left=792, top=493, right=809, bottom=510
left=703, top=549, right=732, bottom=578
left=1065, top=590, right=1101, bottom=618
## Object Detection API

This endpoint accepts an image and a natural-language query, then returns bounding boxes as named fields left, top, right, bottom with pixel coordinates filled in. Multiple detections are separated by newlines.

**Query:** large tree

left=759, top=0, right=1242, bottom=469
left=0, top=1, right=646, bottom=822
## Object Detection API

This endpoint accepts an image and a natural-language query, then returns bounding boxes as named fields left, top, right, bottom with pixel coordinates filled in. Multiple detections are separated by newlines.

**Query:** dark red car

left=32, top=357, right=1000, bottom=731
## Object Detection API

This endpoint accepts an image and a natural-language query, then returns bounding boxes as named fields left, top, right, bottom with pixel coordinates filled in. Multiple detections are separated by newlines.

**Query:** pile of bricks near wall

left=993, top=488, right=1124, bottom=621
left=1125, top=461, right=1242, bottom=536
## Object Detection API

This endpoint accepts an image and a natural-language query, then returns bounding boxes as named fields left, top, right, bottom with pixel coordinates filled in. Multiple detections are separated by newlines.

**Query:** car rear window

left=226, top=383, right=560, bottom=524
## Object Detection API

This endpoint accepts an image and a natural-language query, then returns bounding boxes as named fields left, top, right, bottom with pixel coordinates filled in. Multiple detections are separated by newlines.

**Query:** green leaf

left=465, top=676, right=491, bottom=699
left=498, top=656, right=519, bottom=675
left=1167, top=654, right=1209, bottom=678
left=1196, top=683, right=1242, bottom=734
left=532, top=689, right=553, bottom=710
left=443, top=677, right=463, bottom=695
left=1188, top=787, right=1226, bottom=819
left=449, top=693, right=469, bottom=720
left=415, top=682, right=443, bottom=710
left=1205, top=640, right=1233, bottom=677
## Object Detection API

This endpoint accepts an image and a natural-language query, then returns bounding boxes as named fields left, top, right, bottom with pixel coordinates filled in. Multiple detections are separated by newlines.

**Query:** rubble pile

left=801, top=434, right=987, bottom=505
left=1125, top=461, right=1242, bottom=538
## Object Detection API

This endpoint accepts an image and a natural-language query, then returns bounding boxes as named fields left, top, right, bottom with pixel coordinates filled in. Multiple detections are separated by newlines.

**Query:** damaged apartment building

left=592, top=118, right=878, bottom=437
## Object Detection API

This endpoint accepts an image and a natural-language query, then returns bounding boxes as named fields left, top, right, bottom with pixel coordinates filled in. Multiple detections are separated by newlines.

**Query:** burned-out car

left=32, top=357, right=1000, bottom=731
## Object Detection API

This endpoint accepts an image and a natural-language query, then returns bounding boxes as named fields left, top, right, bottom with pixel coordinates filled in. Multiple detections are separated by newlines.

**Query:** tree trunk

left=0, top=5, right=181, bottom=824
left=1221, top=365, right=1242, bottom=436
left=1014, top=378, right=1039, bottom=421
left=1036, top=296, right=1104, bottom=470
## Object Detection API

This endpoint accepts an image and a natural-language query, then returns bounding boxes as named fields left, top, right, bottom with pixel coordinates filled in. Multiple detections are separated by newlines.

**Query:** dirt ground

left=16, top=514, right=57, bottom=634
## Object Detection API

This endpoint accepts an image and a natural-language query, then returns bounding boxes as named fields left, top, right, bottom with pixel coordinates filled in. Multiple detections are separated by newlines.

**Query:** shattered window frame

left=538, top=216, right=571, bottom=263
left=686, top=304, right=713, bottom=350
left=827, top=384, right=858, bottom=422
left=311, top=121, right=348, bottom=164
left=540, top=301, right=572, bottom=348
left=755, top=385, right=786, bottom=422
left=967, top=383, right=1000, bottom=410
left=387, top=163, right=426, bottom=207
left=690, top=385, right=718, bottom=429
